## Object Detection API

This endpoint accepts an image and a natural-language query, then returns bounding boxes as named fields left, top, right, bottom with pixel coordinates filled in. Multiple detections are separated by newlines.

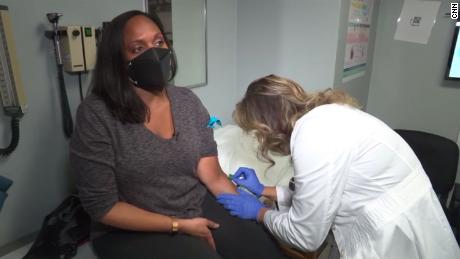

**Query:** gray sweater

left=70, top=86, right=217, bottom=225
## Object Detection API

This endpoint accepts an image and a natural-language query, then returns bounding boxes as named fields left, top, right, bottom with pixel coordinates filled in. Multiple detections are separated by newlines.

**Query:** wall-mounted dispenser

left=45, top=13, right=98, bottom=138
left=58, top=26, right=96, bottom=72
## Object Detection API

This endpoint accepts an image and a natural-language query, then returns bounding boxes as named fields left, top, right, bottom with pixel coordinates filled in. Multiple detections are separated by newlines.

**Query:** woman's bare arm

left=197, top=156, right=237, bottom=195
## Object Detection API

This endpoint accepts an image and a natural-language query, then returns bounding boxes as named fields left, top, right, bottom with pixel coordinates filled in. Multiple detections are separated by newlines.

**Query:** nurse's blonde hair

left=233, top=74, right=359, bottom=165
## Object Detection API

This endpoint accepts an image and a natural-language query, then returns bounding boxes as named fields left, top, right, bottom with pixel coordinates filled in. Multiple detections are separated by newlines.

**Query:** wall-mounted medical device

left=0, top=5, right=27, bottom=156
left=0, top=6, right=27, bottom=116
left=58, top=26, right=96, bottom=72
left=45, top=13, right=98, bottom=138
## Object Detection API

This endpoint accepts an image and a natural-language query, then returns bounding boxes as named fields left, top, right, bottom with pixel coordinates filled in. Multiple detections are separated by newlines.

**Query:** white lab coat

left=263, top=104, right=460, bottom=259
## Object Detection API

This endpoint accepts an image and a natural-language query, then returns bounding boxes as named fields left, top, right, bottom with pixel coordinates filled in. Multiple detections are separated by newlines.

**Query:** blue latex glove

left=232, top=167, right=264, bottom=197
left=216, top=188, right=265, bottom=220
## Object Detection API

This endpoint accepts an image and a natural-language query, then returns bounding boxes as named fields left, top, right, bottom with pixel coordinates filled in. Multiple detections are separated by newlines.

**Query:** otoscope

left=47, top=13, right=63, bottom=65
left=46, top=13, right=73, bottom=138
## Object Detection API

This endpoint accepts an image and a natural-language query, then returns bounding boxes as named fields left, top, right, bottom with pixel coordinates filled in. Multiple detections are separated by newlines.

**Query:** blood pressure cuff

left=0, top=175, right=13, bottom=211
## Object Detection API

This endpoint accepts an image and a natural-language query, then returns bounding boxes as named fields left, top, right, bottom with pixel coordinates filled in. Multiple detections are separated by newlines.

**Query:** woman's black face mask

left=127, top=47, right=172, bottom=92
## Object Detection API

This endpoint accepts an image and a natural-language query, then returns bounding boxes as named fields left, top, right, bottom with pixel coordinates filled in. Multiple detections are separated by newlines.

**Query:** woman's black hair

left=91, top=10, right=177, bottom=124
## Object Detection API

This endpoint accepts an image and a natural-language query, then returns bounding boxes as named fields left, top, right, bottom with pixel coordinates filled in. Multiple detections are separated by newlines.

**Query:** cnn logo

left=452, top=3, right=459, bottom=19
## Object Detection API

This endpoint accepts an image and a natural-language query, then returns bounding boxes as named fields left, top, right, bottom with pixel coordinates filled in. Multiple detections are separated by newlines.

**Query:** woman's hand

left=177, top=217, right=220, bottom=250
left=231, top=167, right=264, bottom=197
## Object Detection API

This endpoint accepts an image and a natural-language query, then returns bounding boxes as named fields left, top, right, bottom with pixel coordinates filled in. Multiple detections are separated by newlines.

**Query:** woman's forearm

left=262, top=186, right=278, bottom=201
left=100, top=201, right=173, bottom=232
left=206, top=173, right=237, bottom=196
left=197, top=156, right=237, bottom=195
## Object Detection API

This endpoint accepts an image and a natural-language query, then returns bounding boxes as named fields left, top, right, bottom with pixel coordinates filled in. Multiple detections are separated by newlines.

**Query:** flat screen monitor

left=446, top=21, right=460, bottom=80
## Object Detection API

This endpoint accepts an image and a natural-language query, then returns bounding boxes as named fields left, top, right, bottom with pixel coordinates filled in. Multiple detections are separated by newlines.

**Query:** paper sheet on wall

left=343, top=24, right=369, bottom=83
left=394, top=0, right=441, bottom=44
left=343, top=0, right=373, bottom=83
left=349, top=0, right=373, bottom=25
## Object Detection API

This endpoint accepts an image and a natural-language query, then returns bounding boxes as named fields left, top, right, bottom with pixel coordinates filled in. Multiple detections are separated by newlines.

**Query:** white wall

left=367, top=0, right=460, bottom=141
left=236, top=0, right=342, bottom=97
left=192, top=0, right=238, bottom=124
left=0, top=0, right=239, bottom=250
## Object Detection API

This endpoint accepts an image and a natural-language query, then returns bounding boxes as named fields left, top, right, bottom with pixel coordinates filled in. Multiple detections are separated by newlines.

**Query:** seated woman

left=218, top=74, right=460, bottom=259
left=70, top=10, right=285, bottom=259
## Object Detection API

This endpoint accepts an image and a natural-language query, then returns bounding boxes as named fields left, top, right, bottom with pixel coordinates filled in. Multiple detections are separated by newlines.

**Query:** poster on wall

left=343, top=0, right=373, bottom=83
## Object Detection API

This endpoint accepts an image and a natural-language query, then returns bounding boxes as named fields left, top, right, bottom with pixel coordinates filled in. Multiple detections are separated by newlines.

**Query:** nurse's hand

left=216, top=189, right=265, bottom=220
left=231, top=167, right=264, bottom=197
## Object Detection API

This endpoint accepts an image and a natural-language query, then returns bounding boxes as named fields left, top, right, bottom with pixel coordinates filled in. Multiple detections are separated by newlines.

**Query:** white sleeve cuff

left=276, top=185, right=293, bottom=210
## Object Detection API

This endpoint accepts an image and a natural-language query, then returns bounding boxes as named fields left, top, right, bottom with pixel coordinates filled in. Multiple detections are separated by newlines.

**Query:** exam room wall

left=333, top=0, right=381, bottom=108
left=0, top=0, right=239, bottom=250
left=0, top=0, right=144, bottom=250
left=192, top=0, right=238, bottom=124
left=366, top=0, right=460, bottom=181
left=236, top=0, right=342, bottom=97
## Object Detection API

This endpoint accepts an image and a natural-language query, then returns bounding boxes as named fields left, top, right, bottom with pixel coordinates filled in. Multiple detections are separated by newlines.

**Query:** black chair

left=394, top=129, right=460, bottom=243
